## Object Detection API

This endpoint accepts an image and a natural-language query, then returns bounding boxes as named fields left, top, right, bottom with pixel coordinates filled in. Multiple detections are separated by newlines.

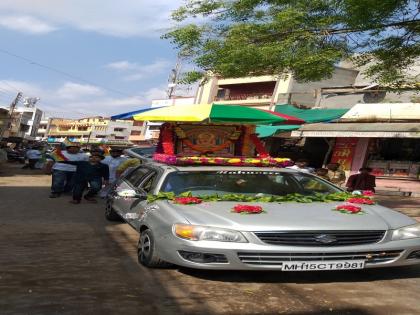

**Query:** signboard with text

left=330, top=138, right=358, bottom=170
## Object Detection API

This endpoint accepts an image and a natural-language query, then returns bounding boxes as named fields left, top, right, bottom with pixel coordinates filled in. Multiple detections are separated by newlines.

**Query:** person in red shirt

left=346, top=167, right=376, bottom=192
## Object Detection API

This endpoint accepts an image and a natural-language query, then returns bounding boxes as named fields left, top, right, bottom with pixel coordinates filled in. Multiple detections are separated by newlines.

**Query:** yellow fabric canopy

left=133, top=104, right=212, bottom=122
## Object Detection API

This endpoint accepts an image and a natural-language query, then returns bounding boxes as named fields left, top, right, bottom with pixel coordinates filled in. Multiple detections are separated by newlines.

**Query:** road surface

left=1, top=164, right=420, bottom=315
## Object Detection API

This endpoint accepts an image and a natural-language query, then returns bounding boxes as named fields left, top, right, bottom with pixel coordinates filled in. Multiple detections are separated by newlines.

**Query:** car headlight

left=391, top=223, right=420, bottom=241
left=173, top=224, right=247, bottom=243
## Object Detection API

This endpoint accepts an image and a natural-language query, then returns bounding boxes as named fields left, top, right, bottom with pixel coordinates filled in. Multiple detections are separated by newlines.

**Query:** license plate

left=281, top=260, right=365, bottom=271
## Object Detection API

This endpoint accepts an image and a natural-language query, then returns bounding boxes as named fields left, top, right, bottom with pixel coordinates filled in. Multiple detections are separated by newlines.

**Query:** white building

left=15, top=106, right=43, bottom=140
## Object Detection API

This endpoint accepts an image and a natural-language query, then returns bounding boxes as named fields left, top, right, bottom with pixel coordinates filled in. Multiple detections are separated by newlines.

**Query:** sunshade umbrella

left=110, top=106, right=165, bottom=120
left=133, top=104, right=290, bottom=124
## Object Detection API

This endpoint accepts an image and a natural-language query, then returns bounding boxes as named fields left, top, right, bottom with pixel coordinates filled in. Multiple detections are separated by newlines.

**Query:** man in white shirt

left=286, top=158, right=314, bottom=174
left=101, top=148, right=128, bottom=183
left=46, top=144, right=89, bottom=198
left=23, top=146, right=42, bottom=169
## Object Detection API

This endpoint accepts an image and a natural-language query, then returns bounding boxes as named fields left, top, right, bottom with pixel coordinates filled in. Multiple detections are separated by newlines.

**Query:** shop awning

left=340, top=103, right=420, bottom=121
left=256, top=125, right=301, bottom=138
left=291, top=123, right=420, bottom=138
left=275, top=104, right=349, bottom=123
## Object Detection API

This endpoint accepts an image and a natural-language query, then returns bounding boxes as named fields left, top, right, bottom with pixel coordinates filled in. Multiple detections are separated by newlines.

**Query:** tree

left=164, top=0, right=420, bottom=87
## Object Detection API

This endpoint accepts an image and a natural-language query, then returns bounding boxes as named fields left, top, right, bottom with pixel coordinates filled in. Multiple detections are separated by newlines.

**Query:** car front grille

left=254, top=230, right=386, bottom=246
left=237, top=250, right=403, bottom=265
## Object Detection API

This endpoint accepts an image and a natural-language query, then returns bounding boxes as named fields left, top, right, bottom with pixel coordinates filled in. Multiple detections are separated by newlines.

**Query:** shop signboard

left=330, top=138, right=357, bottom=170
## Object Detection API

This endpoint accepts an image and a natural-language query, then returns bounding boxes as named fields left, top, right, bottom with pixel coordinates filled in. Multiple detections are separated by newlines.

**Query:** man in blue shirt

left=63, top=155, right=109, bottom=204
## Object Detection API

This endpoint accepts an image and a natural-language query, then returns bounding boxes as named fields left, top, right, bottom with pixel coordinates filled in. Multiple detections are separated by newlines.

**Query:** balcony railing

left=214, top=92, right=273, bottom=101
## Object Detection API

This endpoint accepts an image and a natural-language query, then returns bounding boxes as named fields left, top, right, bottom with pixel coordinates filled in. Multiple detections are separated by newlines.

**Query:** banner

left=330, top=138, right=357, bottom=170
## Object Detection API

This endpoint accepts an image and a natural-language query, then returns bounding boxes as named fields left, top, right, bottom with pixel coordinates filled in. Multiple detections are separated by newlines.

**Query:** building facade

left=47, top=116, right=133, bottom=144
left=291, top=103, right=420, bottom=196
left=14, top=107, right=43, bottom=139
left=195, top=67, right=359, bottom=109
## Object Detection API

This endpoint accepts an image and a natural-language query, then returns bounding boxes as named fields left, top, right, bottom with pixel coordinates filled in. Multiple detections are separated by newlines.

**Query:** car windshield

left=161, top=171, right=341, bottom=196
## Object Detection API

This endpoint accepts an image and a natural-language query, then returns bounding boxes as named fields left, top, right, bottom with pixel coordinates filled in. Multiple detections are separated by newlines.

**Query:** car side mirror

left=116, top=189, right=147, bottom=200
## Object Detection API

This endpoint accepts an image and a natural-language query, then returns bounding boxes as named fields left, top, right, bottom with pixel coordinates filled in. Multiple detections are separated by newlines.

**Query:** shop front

left=292, top=122, right=420, bottom=196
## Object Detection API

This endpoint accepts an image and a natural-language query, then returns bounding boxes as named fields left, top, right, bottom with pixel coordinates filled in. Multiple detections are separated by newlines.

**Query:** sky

left=0, top=0, right=191, bottom=118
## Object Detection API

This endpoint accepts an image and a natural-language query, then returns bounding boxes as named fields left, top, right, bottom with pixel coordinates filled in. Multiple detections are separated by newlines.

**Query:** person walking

left=45, top=143, right=88, bottom=198
left=326, top=163, right=346, bottom=186
left=65, top=155, right=109, bottom=204
left=23, top=146, right=42, bottom=169
left=102, top=148, right=127, bottom=183
left=346, top=167, right=376, bottom=192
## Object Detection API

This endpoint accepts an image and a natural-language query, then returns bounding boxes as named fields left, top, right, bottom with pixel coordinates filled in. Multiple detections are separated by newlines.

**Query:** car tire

left=105, top=200, right=120, bottom=221
left=138, top=229, right=171, bottom=268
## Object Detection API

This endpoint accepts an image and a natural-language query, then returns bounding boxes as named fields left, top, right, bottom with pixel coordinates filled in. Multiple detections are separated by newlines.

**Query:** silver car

left=106, top=163, right=420, bottom=271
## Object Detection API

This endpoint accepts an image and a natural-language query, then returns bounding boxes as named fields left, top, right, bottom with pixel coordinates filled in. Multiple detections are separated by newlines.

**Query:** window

left=125, top=167, right=152, bottom=186
left=131, top=130, right=141, bottom=136
left=115, top=136, right=125, bottom=140
left=140, top=173, right=157, bottom=193
left=114, top=128, right=124, bottom=132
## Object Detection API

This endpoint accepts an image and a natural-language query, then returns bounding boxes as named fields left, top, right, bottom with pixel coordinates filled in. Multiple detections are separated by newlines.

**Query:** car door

left=125, top=171, right=160, bottom=231
left=111, top=166, right=153, bottom=219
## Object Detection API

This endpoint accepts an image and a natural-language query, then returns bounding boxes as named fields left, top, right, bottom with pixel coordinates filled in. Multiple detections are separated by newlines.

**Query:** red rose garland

left=232, top=204, right=264, bottom=214
left=346, top=198, right=375, bottom=205
left=173, top=197, right=203, bottom=205
left=362, top=190, right=374, bottom=196
left=161, top=124, right=174, bottom=155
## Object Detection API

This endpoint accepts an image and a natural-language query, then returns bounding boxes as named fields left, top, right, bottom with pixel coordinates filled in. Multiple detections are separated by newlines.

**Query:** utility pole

left=0, top=92, right=23, bottom=141
left=167, top=55, right=182, bottom=99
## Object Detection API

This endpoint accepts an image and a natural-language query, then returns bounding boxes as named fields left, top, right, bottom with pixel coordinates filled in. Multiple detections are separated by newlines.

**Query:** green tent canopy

left=256, top=125, right=301, bottom=138
left=274, top=104, right=349, bottom=123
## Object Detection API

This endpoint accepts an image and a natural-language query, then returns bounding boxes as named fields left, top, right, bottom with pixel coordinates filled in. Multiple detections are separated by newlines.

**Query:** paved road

left=1, top=164, right=420, bottom=315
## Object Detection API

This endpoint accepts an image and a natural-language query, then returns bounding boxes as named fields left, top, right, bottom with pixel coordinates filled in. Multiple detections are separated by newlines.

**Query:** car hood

left=160, top=201, right=416, bottom=231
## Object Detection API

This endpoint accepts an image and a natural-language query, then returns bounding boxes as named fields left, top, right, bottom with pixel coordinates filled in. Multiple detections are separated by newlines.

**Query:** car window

left=139, top=172, right=158, bottom=193
left=292, top=174, right=337, bottom=193
left=161, top=171, right=340, bottom=196
left=125, top=167, right=152, bottom=186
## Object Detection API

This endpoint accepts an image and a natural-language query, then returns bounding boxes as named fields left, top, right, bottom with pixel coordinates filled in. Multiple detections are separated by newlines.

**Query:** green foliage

left=147, top=191, right=354, bottom=204
left=164, top=0, right=419, bottom=86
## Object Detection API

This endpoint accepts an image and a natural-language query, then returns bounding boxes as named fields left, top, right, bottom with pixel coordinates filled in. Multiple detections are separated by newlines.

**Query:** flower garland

left=334, top=204, right=363, bottom=214
left=173, top=197, right=203, bottom=205
left=152, top=153, right=292, bottom=167
left=346, top=197, right=375, bottom=205
left=161, top=123, right=174, bottom=155
left=147, top=191, right=357, bottom=204
left=232, top=204, right=264, bottom=214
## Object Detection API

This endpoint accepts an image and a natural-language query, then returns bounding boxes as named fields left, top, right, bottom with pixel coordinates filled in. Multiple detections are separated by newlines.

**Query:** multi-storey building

left=36, top=119, right=50, bottom=140
left=14, top=106, right=43, bottom=140
left=47, top=116, right=133, bottom=144
left=195, top=67, right=360, bottom=109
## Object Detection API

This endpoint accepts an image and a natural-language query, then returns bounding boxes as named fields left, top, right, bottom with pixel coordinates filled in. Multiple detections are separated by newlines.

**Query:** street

left=1, top=164, right=420, bottom=315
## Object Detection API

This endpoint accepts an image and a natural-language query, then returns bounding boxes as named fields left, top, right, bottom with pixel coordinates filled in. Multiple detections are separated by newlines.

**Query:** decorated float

left=133, top=104, right=294, bottom=168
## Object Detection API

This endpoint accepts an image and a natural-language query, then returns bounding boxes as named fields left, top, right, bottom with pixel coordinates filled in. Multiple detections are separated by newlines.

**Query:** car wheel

left=105, top=200, right=120, bottom=221
left=138, top=229, right=171, bottom=268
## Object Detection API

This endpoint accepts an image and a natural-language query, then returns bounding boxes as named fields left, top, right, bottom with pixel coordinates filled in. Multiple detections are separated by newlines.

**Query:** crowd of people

left=43, top=142, right=133, bottom=204
left=1, top=141, right=377, bottom=201
left=287, top=158, right=376, bottom=192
